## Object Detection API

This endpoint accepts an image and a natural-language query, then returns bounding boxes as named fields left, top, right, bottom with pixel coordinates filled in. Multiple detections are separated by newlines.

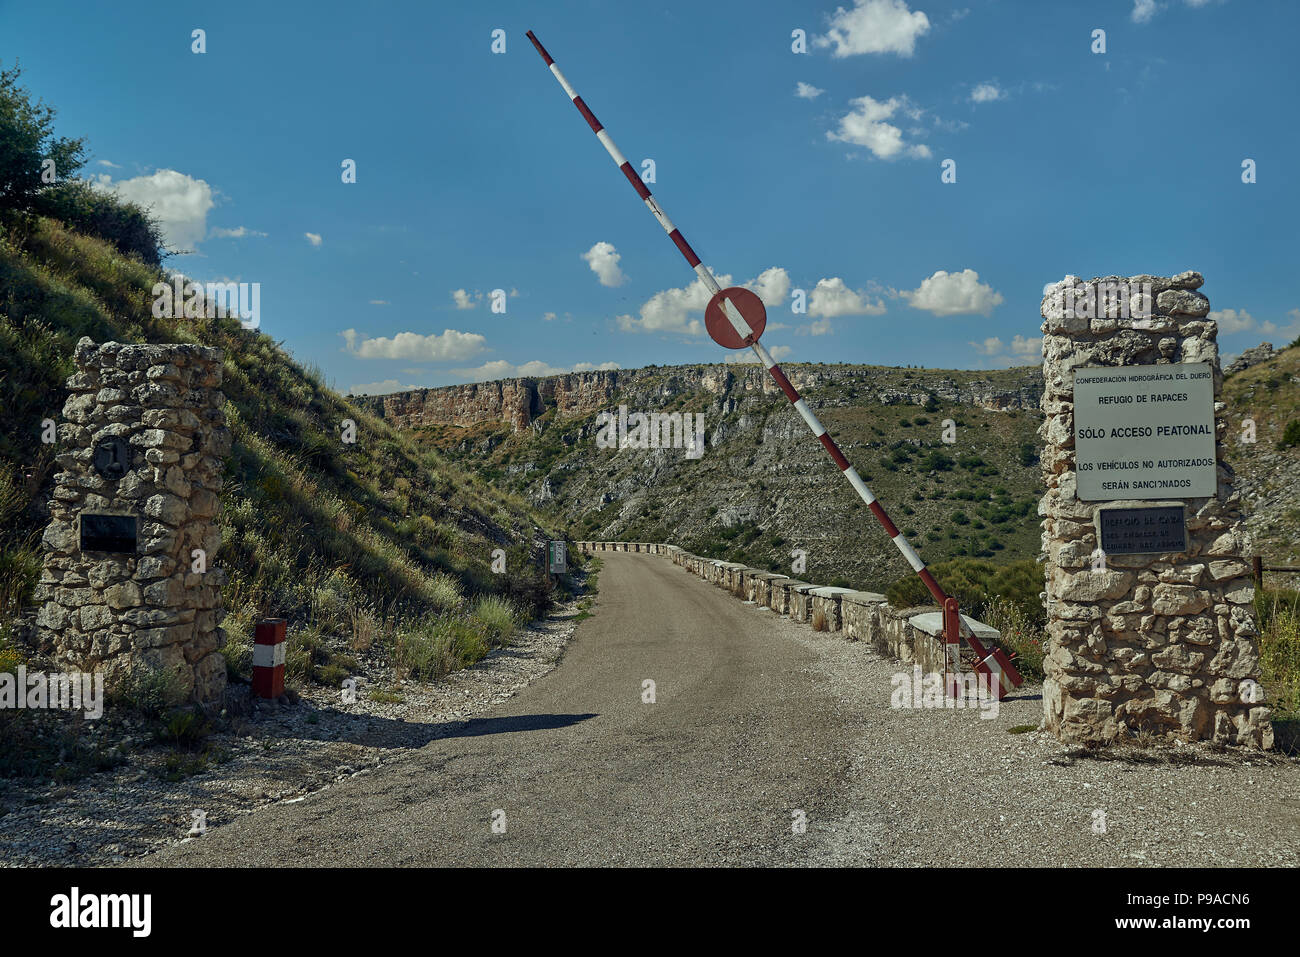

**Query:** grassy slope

left=0, top=216, right=562, bottom=692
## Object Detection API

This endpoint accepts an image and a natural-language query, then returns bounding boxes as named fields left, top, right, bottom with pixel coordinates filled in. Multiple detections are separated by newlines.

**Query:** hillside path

left=133, top=553, right=1300, bottom=867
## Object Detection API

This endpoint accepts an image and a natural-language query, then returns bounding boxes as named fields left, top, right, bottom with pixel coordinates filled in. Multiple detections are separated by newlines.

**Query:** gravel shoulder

left=0, top=601, right=582, bottom=867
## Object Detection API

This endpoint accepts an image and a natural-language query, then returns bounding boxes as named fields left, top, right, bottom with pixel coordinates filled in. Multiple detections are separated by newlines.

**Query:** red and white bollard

left=252, top=618, right=287, bottom=698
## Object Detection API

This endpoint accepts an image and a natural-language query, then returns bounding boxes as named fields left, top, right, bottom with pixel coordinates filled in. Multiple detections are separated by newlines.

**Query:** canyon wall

left=356, top=364, right=1043, bottom=434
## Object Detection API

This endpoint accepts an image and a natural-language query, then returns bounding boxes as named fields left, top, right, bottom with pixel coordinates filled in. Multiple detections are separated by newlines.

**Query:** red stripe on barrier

left=620, top=162, right=652, bottom=200
left=525, top=30, right=555, bottom=65
left=668, top=229, right=701, bottom=267
left=917, top=566, right=946, bottom=606
left=818, top=433, right=850, bottom=471
left=769, top=364, right=799, bottom=402
left=868, top=500, right=899, bottom=538
left=573, top=96, right=602, bottom=133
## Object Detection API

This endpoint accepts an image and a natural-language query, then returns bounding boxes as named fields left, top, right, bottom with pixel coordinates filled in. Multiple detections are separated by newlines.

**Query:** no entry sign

left=705, top=287, right=766, bottom=349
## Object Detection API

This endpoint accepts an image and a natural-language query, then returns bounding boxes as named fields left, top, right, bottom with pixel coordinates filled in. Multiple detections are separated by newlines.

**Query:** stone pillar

left=34, top=338, right=231, bottom=704
left=1039, top=273, right=1271, bottom=747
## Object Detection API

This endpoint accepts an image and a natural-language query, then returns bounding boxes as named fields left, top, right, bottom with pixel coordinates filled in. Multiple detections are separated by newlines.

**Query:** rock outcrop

left=1224, top=342, right=1274, bottom=376
left=357, top=363, right=1044, bottom=434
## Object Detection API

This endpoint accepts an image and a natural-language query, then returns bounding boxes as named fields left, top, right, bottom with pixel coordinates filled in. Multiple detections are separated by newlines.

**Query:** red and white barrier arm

left=525, top=30, right=1021, bottom=696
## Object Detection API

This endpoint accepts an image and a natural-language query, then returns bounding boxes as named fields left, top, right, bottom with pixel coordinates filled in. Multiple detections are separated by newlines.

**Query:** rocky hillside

left=356, top=363, right=1044, bottom=434
left=412, top=362, right=1048, bottom=594
left=1223, top=341, right=1300, bottom=572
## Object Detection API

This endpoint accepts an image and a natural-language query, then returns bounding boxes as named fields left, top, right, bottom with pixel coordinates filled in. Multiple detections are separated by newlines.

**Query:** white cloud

left=97, top=159, right=122, bottom=169
left=815, top=0, right=931, bottom=58
left=795, top=82, right=825, bottom=99
left=543, top=311, right=557, bottom=321
left=450, top=359, right=621, bottom=382
left=970, top=334, right=1039, bottom=365
left=342, top=328, right=486, bottom=361
left=1208, top=308, right=1255, bottom=334
left=827, top=95, right=931, bottom=160
left=902, top=269, right=1003, bottom=316
left=809, top=319, right=834, bottom=336
left=969, top=337, right=1004, bottom=356
left=209, top=225, right=267, bottom=239
left=724, top=345, right=792, bottom=364
left=304, top=232, right=323, bottom=246
left=970, top=82, right=1004, bottom=103
left=1132, top=0, right=1159, bottom=22
left=743, top=266, right=791, bottom=306
left=582, top=241, right=627, bottom=287
left=369, top=299, right=389, bottom=306
left=808, top=277, right=887, bottom=318
left=1260, top=309, right=1300, bottom=340
left=1133, top=0, right=1219, bottom=22
left=1009, top=335, right=1040, bottom=359
left=346, top=379, right=411, bottom=396
left=616, top=267, right=792, bottom=336
left=89, top=169, right=213, bottom=251
left=452, top=288, right=476, bottom=309
left=617, top=275, right=715, bottom=336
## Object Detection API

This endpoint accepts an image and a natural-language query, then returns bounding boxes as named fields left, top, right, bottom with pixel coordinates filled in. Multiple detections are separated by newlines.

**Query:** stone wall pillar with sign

left=1038, top=273, right=1271, bottom=748
left=34, top=338, right=231, bottom=704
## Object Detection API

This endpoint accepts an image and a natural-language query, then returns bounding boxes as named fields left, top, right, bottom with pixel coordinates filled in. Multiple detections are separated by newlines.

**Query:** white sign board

left=1073, top=362, right=1216, bottom=501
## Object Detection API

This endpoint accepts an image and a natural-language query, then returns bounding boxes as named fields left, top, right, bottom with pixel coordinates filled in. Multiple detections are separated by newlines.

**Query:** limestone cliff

left=357, top=363, right=1044, bottom=434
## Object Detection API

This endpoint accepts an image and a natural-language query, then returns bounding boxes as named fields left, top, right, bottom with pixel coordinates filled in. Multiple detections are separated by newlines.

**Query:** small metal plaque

left=548, top=540, right=567, bottom=574
left=80, top=513, right=138, bottom=553
left=1097, top=505, right=1187, bottom=556
left=92, top=436, right=131, bottom=481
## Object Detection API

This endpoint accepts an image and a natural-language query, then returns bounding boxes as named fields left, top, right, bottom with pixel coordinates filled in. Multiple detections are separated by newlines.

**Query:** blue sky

left=5, top=0, right=1298, bottom=393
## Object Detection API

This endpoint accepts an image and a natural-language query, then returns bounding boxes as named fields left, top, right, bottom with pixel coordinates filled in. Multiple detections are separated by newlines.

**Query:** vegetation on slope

left=0, top=65, right=567, bottom=721
left=423, top=364, right=1046, bottom=594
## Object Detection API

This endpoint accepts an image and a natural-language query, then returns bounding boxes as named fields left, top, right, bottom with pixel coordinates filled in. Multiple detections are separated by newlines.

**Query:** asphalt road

left=136, top=553, right=863, bottom=866
left=134, top=552, right=1300, bottom=867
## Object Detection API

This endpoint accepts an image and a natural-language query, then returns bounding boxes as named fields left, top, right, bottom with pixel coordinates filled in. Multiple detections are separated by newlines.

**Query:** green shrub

left=921, top=450, right=955, bottom=472
left=472, top=595, right=520, bottom=648
left=980, top=596, right=1045, bottom=680
left=886, top=557, right=1045, bottom=625
left=1277, top=420, right=1300, bottom=451
left=32, top=180, right=164, bottom=266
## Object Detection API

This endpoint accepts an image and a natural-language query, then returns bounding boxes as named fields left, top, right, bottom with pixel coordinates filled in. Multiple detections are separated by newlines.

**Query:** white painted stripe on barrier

left=550, top=64, right=579, bottom=100
left=595, top=129, right=627, bottom=166
left=644, top=197, right=676, bottom=234
left=252, top=643, right=286, bottom=668
left=893, top=535, right=925, bottom=572
left=693, top=263, right=723, bottom=295
left=844, top=466, right=875, bottom=505
left=750, top=340, right=777, bottom=369
left=720, top=296, right=753, bottom=339
left=792, top=398, right=825, bottom=436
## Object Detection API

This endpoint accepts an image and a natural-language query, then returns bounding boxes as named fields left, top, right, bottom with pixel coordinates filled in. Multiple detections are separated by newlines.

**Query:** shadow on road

left=448, top=712, right=598, bottom=736
left=252, top=709, right=600, bottom=749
